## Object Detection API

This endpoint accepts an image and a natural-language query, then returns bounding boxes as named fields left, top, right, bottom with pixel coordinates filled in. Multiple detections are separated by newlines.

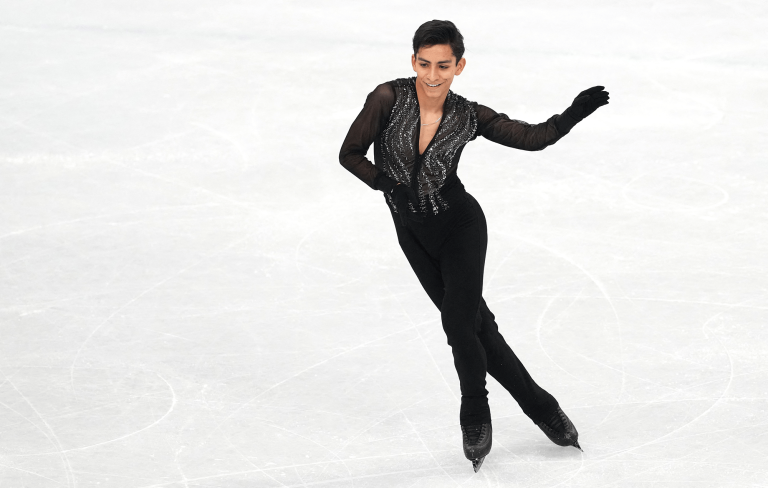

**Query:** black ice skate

left=461, top=423, right=492, bottom=472
left=537, top=407, right=582, bottom=451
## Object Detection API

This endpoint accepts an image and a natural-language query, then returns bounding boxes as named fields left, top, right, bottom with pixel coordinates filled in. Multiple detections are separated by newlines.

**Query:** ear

left=411, top=54, right=417, bottom=72
left=455, top=57, right=466, bottom=76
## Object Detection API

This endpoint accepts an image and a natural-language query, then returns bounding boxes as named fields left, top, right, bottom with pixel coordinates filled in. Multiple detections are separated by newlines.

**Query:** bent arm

left=474, top=103, right=566, bottom=151
left=339, top=83, right=395, bottom=189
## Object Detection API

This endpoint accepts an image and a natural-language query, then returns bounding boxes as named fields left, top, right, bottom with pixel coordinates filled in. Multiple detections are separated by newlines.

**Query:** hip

left=389, top=176, right=487, bottom=244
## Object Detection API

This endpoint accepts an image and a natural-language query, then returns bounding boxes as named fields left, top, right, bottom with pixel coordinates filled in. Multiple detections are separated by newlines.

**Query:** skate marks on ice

left=509, top=235, right=629, bottom=428
left=0, top=368, right=76, bottom=488
left=481, top=187, right=768, bottom=476
left=622, top=173, right=730, bottom=212
left=491, top=236, right=767, bottom=484
left=3, top=0, right=768, bottom=487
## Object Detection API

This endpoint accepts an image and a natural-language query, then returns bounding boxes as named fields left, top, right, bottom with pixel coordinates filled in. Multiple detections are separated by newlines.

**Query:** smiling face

left=411, top=44, right=466, bottom=102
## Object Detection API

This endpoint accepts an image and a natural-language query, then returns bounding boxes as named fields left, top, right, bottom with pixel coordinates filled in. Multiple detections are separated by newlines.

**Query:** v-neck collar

left=414, top=81, right=449, bottom=157
left=416, top=113, right=445, bottom=157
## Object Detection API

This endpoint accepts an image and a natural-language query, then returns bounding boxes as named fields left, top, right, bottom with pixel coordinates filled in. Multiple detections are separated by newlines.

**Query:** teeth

left=427, top=83, right=440, bottom=87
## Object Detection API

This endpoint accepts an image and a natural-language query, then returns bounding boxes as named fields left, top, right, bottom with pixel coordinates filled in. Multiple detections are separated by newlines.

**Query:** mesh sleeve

left=339, top=83, right=396, bottom=189
left=474, top=103, right=564, bottom=151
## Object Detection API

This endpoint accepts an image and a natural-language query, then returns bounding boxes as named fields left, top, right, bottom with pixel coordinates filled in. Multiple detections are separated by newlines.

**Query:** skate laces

left=544, top=409, right=567, bottom=434
left=463, top=424, right=486, bottom=445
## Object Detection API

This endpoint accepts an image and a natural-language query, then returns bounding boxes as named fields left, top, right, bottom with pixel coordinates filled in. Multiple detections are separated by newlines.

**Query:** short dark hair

left=412, top=20, right=465, bottom=65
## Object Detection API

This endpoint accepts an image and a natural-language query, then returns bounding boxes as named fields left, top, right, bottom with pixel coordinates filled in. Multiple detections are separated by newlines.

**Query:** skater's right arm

left=339, top=83, right=395, bottom=190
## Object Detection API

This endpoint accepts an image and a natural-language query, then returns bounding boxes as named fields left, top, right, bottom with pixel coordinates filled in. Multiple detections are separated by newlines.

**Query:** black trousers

left=390, top=175, right=559, bottom=426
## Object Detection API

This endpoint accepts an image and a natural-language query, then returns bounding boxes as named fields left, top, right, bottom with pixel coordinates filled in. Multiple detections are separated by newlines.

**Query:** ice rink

left=2, top=1, right=767, bottom=486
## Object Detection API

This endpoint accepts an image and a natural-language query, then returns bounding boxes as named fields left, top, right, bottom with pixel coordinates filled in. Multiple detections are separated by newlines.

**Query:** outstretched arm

left=339, top=83, right=395, bottom=189
left=476, top=86, right=610, bottom=150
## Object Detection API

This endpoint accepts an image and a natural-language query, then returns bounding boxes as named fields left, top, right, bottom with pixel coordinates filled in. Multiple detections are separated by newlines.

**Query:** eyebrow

left=417, top=57, right=452, bottom=64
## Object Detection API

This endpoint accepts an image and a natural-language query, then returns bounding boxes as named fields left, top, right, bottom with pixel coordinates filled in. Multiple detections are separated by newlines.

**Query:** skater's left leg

left=475, top=299, right=559, bottom=424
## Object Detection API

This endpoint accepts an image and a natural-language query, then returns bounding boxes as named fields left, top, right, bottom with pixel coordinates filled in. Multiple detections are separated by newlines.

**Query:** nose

left=430, top=65, right=439, bottom=80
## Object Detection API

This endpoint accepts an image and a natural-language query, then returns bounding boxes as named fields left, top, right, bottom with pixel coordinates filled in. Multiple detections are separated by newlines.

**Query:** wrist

left=374, top=173, right=398, bottom=193
left=555, top=109, right=579, bottom=135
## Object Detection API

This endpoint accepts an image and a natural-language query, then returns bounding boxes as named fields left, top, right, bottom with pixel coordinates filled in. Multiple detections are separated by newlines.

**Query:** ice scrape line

left=137, top=462, right=449, bottom=488
left=583, top=306, right=741, bottom=480
left=535, top=288, right=600, bottom=387
left=56, top=373, right=176, bottom=454
left=399, top=406, right=460, bottom=486
left=0, top=202, right=219, bottom=242
left=68, top=230, right=258, bottom=387
left=199, top=322, right=423, bottom=444
left=335, top=397, right=427, bottom=453
left=0, top=370, right=75, bottom=488
left=191, top=122, right=249, bottom=170
left=225, top=439, right=289, bottom=488
left=106, top=159, right=256, bottom=210
left=249, top=417, right=353, bottom=479
left=385, top=282, right=459, bottom=403
left=513, top=235, right=627, bottom=427
left=0, top=462, right=62, bottom=485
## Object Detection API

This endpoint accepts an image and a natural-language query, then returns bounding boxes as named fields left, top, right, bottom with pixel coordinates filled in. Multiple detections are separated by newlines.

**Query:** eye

left=420, top=63, right=428, bottom=67
left=440, top=65, right=449, bottom=69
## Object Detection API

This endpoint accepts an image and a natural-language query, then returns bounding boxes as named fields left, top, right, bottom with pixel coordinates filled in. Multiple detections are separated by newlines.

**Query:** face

left=411, top=44, right=466, bottom=100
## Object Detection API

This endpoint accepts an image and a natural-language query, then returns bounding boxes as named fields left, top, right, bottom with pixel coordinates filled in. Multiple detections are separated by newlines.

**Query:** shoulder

left=366, top=82, right=394, bottom=102
left=365, top=78, right=414, bottom=106
left=387, top=77, right=416, bottom=89
left=365, top=77, right=417, bottom=110
left=379, top=77, right=415, bottom=99
left=360, top=82, right=397, bottom=118
left=377, top=78, right=416, bottom=97
left=447, top=90, right=474, bottom=108
left=371, top=77, right=413, bottom=94
left=445, top=90, right=479, bottom=120
left=373, top=80, right=398, bottom=95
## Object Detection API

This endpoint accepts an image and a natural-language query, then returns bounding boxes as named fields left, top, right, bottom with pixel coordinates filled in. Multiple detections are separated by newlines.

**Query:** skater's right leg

left=391, top=209, right=490, bottom=426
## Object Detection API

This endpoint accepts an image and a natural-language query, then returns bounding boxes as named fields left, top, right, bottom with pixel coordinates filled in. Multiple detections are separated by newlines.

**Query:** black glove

left=374, top=173, right=424, bottom=226
left=556, top=86, right=610, bottom=134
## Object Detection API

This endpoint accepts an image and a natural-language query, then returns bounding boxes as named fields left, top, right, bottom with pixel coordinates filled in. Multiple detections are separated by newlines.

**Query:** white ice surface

left=1, top=1, right=768, bottom=486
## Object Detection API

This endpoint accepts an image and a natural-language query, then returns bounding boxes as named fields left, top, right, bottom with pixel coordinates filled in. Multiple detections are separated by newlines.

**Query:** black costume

left=339, top=77, right=580, bottom=427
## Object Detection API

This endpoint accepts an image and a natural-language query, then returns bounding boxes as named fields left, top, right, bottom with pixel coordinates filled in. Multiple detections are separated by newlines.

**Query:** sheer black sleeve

left=474, top=103, right=564, bottom=151
left=339, top=83, right=396, bottom=189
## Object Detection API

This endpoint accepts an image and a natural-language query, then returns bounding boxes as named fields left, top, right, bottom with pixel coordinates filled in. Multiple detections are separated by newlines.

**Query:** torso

left=379, top=77, right=478, bottom=214
left=418, top=112, right=442, bottom=155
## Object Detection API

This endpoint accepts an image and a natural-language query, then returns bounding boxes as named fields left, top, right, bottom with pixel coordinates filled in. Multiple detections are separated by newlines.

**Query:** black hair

left=412, top=20, right=465, bottom=65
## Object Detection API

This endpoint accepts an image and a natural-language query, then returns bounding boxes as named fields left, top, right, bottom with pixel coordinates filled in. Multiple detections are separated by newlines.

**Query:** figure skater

left=339, top=19, right=608, bottom=472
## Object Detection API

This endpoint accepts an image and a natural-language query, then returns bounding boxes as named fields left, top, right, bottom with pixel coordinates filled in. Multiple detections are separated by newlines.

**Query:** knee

left=441, top=302, right=481, bottom=344
left=477, top=302, right=499, bottom=334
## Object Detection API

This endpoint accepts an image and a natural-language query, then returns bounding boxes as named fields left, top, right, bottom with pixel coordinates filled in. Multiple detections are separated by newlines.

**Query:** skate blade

left=573, top=441, right=583, bottom=452
left=471, top=456, right=485, bottom=473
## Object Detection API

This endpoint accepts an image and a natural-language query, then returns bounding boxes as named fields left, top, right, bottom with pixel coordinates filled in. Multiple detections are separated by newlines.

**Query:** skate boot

left=461, top=423, right=492, bottom=472
left=537, top=407, right=582, bottom=451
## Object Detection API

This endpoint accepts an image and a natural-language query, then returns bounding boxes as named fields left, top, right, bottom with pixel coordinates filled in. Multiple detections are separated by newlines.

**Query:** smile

left=426, top=82, right=442, bottom=87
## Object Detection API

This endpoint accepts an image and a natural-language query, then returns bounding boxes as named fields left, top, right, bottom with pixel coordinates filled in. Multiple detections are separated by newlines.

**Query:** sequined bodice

left=339, top=77, right=566, bottom=216
left=380, top=77, right=478, bottom=215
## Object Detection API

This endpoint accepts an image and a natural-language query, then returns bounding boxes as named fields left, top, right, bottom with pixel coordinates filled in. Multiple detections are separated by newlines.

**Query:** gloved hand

left=375, top=173, right=424, bottom=226
left=556, top=86, right=610, bottom=134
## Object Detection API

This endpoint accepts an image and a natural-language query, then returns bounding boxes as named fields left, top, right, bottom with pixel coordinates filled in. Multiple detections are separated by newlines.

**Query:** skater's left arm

left=475, top=86, right=609, bottom=150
